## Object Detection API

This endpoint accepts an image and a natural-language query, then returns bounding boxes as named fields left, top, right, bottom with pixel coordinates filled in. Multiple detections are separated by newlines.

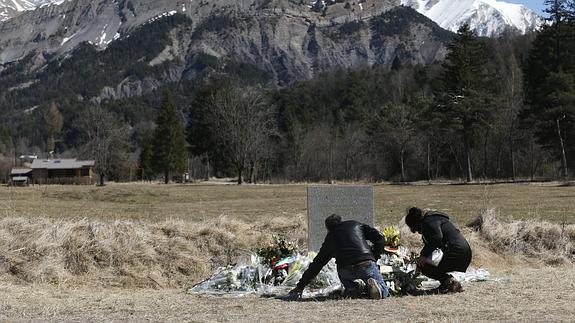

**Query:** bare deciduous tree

left=78, top=106, right=129, bottom=186
left=204, top=85, right=277, bottom=184
left=386, top=104, right=417, bottom=182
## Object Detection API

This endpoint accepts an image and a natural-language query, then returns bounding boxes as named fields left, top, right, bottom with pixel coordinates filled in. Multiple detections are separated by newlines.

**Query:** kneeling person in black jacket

left=288, top=214, right=389, bottom=300
left=406, top=207, right=472, bottom=293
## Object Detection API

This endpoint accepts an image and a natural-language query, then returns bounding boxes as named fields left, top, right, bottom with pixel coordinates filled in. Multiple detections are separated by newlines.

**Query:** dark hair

left=325, top=214, right=342, bottom=231
left=405, top=207, right=423, bottom=232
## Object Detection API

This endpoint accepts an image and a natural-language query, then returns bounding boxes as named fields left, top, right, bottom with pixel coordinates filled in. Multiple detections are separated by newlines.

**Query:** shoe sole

left=442, top=279, right=463, bottom=294
left=452, top=281, right=463, bottom=293
left=367, top=278, right=382, bottom=300
left=353, top=279, right=366, bottom=294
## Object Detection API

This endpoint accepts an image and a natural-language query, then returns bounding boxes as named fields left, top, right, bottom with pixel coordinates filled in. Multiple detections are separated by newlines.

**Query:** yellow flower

left=383, top=226, right=400, bottom=247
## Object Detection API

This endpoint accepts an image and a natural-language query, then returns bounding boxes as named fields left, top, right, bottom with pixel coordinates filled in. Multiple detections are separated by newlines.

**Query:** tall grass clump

left=470, top=208, right=575, bottom=265
left=0, top=215, right=306, bottom=288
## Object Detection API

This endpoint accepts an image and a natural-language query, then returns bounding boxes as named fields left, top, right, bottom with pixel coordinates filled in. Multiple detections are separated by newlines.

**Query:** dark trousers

left=421, top=249, right=472, bottom=284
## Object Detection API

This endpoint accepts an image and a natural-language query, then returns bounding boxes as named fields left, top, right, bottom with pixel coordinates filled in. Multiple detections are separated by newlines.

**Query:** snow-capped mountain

left=0, top=0, right=35, bottom=21
left=402, top=0, right=543, bottom=36
left=0, top=0, right=450, bottom=100
left=0, top=0, right=64, bottom=21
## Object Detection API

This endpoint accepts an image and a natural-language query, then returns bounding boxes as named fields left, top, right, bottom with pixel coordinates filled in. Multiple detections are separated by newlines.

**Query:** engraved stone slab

left=307, top=185, right=374, bottom=251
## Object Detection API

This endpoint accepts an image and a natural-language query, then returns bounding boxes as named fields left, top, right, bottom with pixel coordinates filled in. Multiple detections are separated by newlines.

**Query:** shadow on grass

left=269, top=288, right=441, bottom=302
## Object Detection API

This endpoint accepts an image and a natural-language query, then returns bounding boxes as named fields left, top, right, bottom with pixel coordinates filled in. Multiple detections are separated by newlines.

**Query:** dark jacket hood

left=425, top=211, right=450, bottom=220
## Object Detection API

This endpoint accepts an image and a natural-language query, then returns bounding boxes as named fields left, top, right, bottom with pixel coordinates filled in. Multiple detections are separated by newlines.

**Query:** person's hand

left=286, top=286, right=303, bottom=301
left=416, top=256, right=428, bottom=268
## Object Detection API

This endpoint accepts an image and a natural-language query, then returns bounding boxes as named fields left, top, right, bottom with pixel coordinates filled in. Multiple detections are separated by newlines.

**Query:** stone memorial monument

left=307, top=185, right=374, bottom=251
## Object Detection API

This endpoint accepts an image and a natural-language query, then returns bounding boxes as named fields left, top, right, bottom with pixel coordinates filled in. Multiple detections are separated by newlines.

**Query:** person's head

left=405, top=207, right=424, bottom=233
left=325, top=214, right=342, bottom=231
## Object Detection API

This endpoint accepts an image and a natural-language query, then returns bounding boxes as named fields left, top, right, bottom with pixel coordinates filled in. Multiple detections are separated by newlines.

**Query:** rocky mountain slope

left=0, top=0, right=63, bottom=21
left=0, top=0, right=452, bottom=106
left=0, top=0, right=403, bottom=65
left=2, top=0, right=543, bottom=36
left=0, top=0, right=35, bottom=21
left=402, top=0, right=542, bottom=36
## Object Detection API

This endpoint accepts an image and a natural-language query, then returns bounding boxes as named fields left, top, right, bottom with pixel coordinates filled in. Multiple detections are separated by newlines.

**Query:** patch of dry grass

left=1, top=206, right=572, bottom=289
left=0, top=215, right=306, bottom=288
left=470, top=208, right=575, bottom=266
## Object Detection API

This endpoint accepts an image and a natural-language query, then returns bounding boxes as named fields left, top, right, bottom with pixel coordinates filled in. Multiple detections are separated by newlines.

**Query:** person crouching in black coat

left=405, top=207, right=472, bottom=293
left=287, top=214, right=389, bottom=300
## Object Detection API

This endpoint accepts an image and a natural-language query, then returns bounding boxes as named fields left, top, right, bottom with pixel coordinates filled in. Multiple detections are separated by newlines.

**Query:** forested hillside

left=0, top=1, right=574, bottom=184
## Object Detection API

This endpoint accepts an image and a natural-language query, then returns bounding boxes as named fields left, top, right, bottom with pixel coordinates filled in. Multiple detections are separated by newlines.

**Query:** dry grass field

left=0, top=182, right=574, bottom=321
left=1, top=181, right=574, bottom=223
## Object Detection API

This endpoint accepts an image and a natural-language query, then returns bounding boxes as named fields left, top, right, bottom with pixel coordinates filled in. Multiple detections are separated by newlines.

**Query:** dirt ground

left=1, top=266, right=573, bottom=322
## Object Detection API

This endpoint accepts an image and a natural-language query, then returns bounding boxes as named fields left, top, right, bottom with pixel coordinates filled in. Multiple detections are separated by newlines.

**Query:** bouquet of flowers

left=383, top=226, right=401, bottom=248
left=256, top=236, right=298, bottom=266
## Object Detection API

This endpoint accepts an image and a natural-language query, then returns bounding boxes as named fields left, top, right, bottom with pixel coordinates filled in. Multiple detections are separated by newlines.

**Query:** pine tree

left=524, top=1, right=575, bottom=179
left=544, top=0, right=571, bottom=25
left=138, top=130, right=155, bottom=181
left=433, top=24, right=494, bottom=182
left=0, top=125, right=13, bottom=156
left=391, top=56, right=402, bottom=71
left=152, top=89, right=188, bottom=184
left=541, top=0, right=575, bottom=71
left=569, top=0, right=575, bottom=21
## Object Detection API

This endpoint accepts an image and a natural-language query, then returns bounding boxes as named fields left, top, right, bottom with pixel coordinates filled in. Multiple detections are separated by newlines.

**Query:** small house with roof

left=29, top=158, right=95, bottom=184
left=9, top=168, right=33, bottom=186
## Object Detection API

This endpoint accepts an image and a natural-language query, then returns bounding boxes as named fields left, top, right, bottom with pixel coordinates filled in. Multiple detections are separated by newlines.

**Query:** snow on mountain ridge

left=0, top=0, right=65, bottom=21
left=402, top=0, right=543, bottom=36
left=0, top=0, right=35, bottom=21
left=4, top=0, right=542, bottom=37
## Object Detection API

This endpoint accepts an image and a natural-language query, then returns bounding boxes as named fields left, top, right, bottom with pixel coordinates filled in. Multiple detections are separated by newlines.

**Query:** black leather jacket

left=296, top=220, right=385, bottom=289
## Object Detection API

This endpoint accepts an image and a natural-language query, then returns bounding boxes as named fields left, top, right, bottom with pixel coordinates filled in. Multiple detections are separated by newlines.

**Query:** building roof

left=31, top=159, right=95, bottom=170
left=11, top=168, right=33, bottom=175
